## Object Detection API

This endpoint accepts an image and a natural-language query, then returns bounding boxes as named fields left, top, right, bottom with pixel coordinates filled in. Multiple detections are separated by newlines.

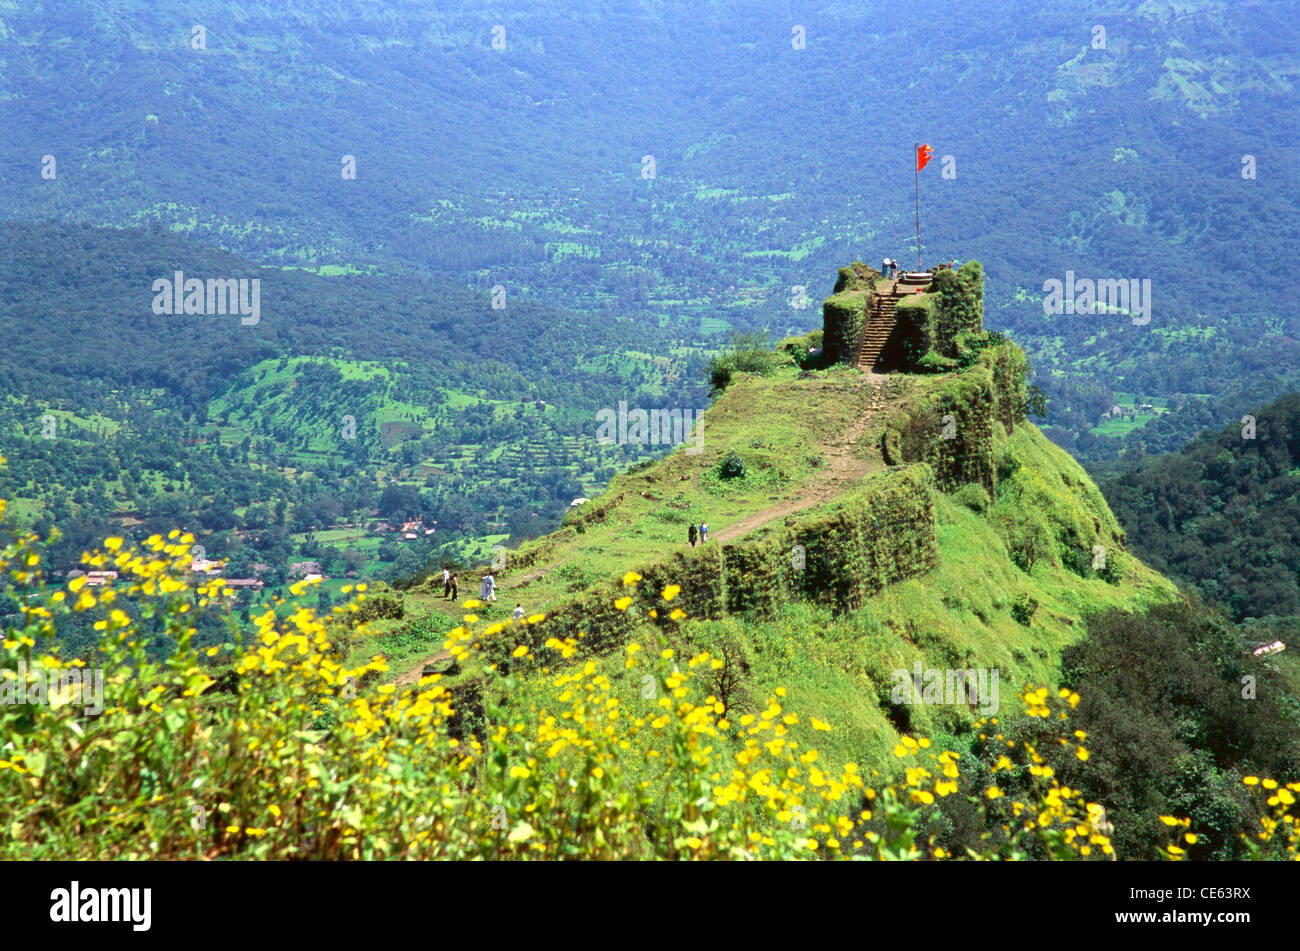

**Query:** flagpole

left=914, top=143, right=921, bottom=270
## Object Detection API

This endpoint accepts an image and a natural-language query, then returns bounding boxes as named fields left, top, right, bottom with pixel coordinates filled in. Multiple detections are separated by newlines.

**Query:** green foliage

left=717, top=451, right=746, bottom=480
left=1103, top=393, right=1300, bottom=622
left=1050, top=600, right=1300, bottom=859
left=929, top=269, right=961, bottom=355
left=925, top=265, right=984, bottom=359
left=775, top=330, right=824, bottom=370
left=956, top=261, right=985, bottom=329
left=707, top=330, right=778, bottom=393
left=977, top=344, right=1030, bottom=434
left=893, top=293, right=938, bottom=369
left=1060, top=541, right=1092, bottom=577
left=1026, top=384, right=1049, bottom=418
left=884, top=263, right=990, bottom=374
left=820, top=292, right=868, bottom=366
left=1011, top=593, right=1038, bottom=626
left=950, top=483, right=989, bottom=514
left=352, top=586, right=406, bottom=624
left=1097, top=552, right=1123, bottom=585
left=881, top=363, right=999, bottom=495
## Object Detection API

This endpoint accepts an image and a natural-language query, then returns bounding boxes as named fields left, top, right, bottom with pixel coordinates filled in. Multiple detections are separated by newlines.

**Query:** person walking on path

left=442, top=567, right=451, bottom=599
left=688, top=523, right=698, bottom=547
left=513, top=604, right=525, bottom=622
left=449, top=573, right=458, bottom=601
left=481, top=572, right=497, bottom=602
left=699, top=521, right=709, bottom=544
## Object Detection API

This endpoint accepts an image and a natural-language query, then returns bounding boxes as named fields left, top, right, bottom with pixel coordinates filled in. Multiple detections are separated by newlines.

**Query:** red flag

left=916, top=144, right=934, bottom=172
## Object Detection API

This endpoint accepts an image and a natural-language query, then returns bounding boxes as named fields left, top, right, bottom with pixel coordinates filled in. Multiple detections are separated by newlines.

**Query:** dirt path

left=393, top=648, right=452, bottom=687
left=392, top=373, right=895, bottom=685
left=711, top=375, right=887, bottom=544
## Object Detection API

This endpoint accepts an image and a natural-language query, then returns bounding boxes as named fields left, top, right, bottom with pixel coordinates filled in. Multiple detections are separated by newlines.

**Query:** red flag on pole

left=914, top=144, right=933, bottom=270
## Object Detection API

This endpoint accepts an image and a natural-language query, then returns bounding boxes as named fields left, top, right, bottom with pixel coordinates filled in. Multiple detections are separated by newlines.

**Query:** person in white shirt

left=513, top=604, right=525, bottom=622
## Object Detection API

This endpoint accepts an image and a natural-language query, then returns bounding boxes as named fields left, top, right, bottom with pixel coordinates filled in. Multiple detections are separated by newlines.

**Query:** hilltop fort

left=390, top=258, right=1170, bottom=741
left=822, top=260, right=986, bottom=374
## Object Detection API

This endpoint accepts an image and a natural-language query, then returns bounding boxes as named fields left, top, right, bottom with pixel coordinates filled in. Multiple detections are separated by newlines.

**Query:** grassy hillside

left=378, top=352, right=1178, bottom=789
left=12, top=344, right=1300, bottom=862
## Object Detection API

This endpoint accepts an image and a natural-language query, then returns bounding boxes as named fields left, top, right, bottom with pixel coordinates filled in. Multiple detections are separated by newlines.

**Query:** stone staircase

left=854, top=273, right=933, bottom=373
left=855, top=293, right=898, bottom=372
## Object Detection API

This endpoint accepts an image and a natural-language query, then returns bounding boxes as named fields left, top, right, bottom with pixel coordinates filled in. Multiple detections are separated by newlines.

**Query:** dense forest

left=0, top=222, right=707, bottom=589
left=1103, top=393, right=1300, bottom=623
left=1, top=0, right=1297, bottom=465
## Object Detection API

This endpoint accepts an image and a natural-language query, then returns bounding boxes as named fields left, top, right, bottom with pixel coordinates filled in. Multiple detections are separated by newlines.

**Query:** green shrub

left=707, top=330, right=778, bottom=393
left=951, top=483, right=989, bottom=514
left=353, top=588, right=405, bottom=624
left=718, top=451, right=746, bottom=479
left=1098, top=551, right=1123, bottom=585
left=1060, top=541, right=1092, bottom=577
left=1011, top=593, right=1038, bottom=626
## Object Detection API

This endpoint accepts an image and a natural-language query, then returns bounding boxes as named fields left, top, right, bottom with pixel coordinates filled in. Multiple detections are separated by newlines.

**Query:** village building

left=290, top=561, right=323, bottom=579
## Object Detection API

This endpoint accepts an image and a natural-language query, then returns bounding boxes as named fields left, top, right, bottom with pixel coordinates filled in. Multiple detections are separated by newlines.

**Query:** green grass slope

left=382, top=355, right=1179, bottom=786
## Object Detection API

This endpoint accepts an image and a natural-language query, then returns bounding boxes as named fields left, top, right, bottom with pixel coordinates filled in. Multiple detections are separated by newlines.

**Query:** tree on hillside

left=378, top=483, right=422, bottom=519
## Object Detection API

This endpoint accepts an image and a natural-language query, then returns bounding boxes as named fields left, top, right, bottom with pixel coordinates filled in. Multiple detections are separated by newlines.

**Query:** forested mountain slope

left=1, top=0, right=1297, bottom=461
left=0, top=221, right=705, bottom=575
left=1103, top=392, right=1300, bottom=623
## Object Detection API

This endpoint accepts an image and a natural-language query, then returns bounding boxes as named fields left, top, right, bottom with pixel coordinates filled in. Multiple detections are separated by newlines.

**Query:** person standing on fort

left=881, top=256, right=891, bottom=278
left=688, top=523, right=698, bottom=547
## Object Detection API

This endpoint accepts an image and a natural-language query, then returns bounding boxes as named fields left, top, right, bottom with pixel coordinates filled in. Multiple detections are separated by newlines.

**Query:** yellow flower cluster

left=2, top=505, right=1297, bottom=862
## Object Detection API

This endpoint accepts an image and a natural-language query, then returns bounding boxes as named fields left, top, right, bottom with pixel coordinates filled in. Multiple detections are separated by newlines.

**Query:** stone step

left=853, top=286, right=909, bottom=369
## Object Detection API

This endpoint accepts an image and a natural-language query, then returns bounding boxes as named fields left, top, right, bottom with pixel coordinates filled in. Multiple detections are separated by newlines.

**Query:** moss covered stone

left=822, top=291, right=869, bottom=365
left=488, top=467, right=940, bottom=667
left=880, top=346, right=1032, bottom=496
